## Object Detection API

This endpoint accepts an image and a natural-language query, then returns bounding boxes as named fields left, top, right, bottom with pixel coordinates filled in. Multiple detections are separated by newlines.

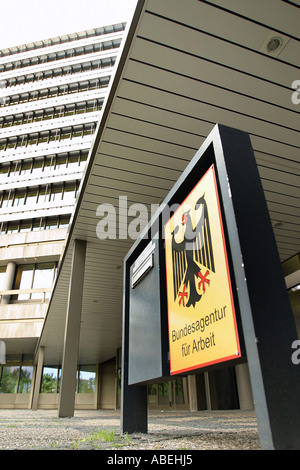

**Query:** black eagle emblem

left=171, top=194, right=215, bottom=308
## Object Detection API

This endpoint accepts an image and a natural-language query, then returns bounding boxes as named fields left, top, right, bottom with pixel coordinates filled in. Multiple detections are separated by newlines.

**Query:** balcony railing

left=0, top=50, right=119, bottom=82
left=0, top=108, right=102, bottom=140
left=0, top=68, right=113, bottom=99
left=0, top=30, right=123, bottom=66
left=0, top=166, right=84, bottom=192
left=0, top=135, right=93, bottom=163
left=0, top=201, right=75, bottom=223
left=0, top=287, right=52, bottom=303
left=0, top=88, right=106, bottom=119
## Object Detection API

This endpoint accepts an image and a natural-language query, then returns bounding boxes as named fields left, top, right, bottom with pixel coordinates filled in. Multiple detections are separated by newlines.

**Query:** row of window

left=0, top=23, right=126, bottom=58
left=0, top=150, right=88, bottom=179
left=40, top=366, right=96, bottom=393
left=0, top=122, right=96, bottom=150
left=0, top=365, right=96, bottom=393
left=0, top=39, right=122, bottom=73
left=0, top=75, right=110, bottom=110
left=0, top=215, right=70, bottom=234
left=0, top=363, right=186, bottom=412
left=148, top=380, right=185, bottom=406
left=1, top=56, right=116, bottom=89
left=0, top=98, right=103, bottom=129
left=0, top=365, right=185, bottom=401
left=0, top=180, right=80, bottom=209
left=0, top=366, right=33, bottom=393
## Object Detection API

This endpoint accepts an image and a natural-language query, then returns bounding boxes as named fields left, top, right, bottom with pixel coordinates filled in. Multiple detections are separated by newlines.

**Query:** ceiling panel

left=38, top=0, right=300, bottom=366
left=204, top=0, right=300, bottom=38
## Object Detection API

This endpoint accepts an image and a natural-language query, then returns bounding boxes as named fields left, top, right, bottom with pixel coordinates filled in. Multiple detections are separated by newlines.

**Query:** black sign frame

left=121, top=124, right=300, bottom=449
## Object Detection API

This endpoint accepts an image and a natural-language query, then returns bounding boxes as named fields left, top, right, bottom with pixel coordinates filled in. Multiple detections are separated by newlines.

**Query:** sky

left=0, top=0, right=139, bottom=50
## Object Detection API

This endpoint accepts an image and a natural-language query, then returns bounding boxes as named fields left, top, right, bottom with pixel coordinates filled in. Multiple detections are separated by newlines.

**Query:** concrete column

left=235, top=362, right=254, bottom=411
left=31, top=346, right=45, bottom=410
left=204, top=372, right=211, bottom=410
left=58, top=239, right=86, bottom=418
left=95, top=364, right=100, bottom=410
left=187, top=375, right=198, bottom=411
left=1, top=261, right=16, bottom=304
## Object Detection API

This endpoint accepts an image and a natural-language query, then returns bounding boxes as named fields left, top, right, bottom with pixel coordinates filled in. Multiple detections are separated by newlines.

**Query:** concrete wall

left=99, top=358, right=117, bottom=410
left=0, top=228, right=67, bottom=265
left=0, top=303, right=47, bottom=339
left=0, top=393, right=97, bottom=410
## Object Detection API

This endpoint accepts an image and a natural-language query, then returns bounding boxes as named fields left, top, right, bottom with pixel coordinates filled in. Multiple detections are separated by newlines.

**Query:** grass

left=90, top=429, right=116, bottom=442
left=70, top=428, right=131, bottom=450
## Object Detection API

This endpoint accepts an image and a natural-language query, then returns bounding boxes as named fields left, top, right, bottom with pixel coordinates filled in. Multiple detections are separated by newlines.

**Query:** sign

left=131, top=241, right=155, bottom=288
left=164, top=165, right=241, bottom=375
left=128, top=238, right=169, bottom=385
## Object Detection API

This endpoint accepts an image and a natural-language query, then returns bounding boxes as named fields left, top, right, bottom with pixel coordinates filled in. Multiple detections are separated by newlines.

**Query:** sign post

left=121, top=124, right=300, bottom=449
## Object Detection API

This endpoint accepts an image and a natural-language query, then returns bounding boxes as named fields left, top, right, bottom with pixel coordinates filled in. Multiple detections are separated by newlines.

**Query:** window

left=174, top=378, right=184, bottom=404
left=158, top=382, right=169, bottom=405
left=14, top=264, right=34, bottom=300
left=0, top=216, right=69, bottom=234
left=19, top=220, right=32, bottom=232
left=0, top=164, right=10, bottom=180
left=25, top=188, right=38, bottom=206
left=31, top=262, right=55, bottom=299
left=32, top=218, right=44, bottom=231
left=32, top=158, right=44, bottom=175
left=18, top=366, right=33, bottom=393
left=63, top=182, right=76, bottom=202
left=37, top=186, right=49, bottom=203
left=0, top=366, right=19, bottom=393
left=67, top=154, right=79, bottom=169
left=0, top=266, right=6, bottom=290
left=0, top=223, right=7, bottom=234
left=40, top=365, right=96, bottom=393
left=45, top=217, right=58, bottom=230
left=49, top=184, right=62, bottom=202
left=13, top=262, right=56, bottom=301
left=14, top=189, right=26, bottom=207
left=78, top=366, right=96, bottom=393
left=55, top=155, right=67, bottom=170
left=3, top=191, right=14, bottom=208
left=7, top=221, right=19, bottom=234
left=59, top=215, right=70, bottom=228
left=41, top=367, right=60, bottom=393
left=0, top=366, right=32, bottom=393
left=20, top=160, right=32, bottom=175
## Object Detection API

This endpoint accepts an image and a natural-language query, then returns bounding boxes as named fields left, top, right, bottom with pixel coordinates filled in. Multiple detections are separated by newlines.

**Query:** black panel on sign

left=128, top=239, right=164, bottom=385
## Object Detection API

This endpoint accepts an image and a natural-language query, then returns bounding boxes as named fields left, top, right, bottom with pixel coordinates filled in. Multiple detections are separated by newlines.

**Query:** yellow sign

left=164, top=165, right=241, bottom=375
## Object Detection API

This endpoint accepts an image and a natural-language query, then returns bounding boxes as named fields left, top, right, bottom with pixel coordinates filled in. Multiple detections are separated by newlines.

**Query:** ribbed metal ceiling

left=39, top=0, right=300, bottom=366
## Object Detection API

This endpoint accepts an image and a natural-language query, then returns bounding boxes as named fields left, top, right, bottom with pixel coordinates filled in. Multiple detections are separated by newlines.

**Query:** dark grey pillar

left=58, top=239, right=86, bottom=418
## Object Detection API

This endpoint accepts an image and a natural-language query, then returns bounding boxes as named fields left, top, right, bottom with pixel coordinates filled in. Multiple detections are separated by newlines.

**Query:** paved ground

left=0, top=408, right=260, bottom=450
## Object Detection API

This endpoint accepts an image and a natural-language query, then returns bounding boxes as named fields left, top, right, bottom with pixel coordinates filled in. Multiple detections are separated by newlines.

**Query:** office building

left=0, top=22, right=127, bottom=408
